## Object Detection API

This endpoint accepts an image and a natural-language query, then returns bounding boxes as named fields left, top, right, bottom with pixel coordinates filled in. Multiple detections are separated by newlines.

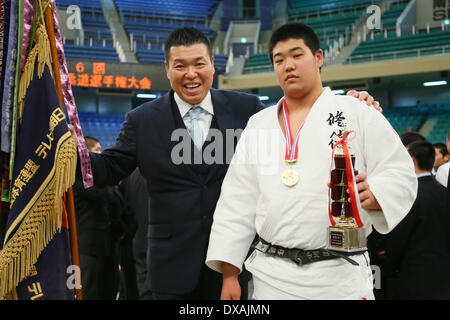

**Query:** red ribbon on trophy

left=328, top=130, right=364, bottom=228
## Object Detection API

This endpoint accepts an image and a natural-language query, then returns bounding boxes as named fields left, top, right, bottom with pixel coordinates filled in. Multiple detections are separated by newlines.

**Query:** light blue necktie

left=188, top=106, right=204, bottom=149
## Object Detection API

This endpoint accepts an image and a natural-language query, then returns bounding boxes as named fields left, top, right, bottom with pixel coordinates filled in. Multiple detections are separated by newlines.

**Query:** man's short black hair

left=164, top=27, right=212, bottom=63
left=84, top=136, right=99, bottom=150
left=407, top=140, right=435, bottom=172
left=268, top=22, right=321, bottom=65
left=400, top=131, right=426, bottom=147
left=433, top=142, right=449, bottom=157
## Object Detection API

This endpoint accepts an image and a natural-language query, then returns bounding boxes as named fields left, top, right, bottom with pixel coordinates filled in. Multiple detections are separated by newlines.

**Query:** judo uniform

left=206, top=87, right=417, bottom=299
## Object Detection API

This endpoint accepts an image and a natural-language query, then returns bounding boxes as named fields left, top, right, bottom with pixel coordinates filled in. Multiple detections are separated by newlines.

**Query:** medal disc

left=282, top=168, right=299, bottom=187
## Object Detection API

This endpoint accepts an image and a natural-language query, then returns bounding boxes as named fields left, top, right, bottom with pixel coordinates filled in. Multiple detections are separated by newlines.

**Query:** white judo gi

left=206, top=87, right=417, bottom=300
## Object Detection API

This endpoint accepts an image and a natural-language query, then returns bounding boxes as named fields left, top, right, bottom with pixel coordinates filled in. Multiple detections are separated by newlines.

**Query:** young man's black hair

left=268, top=22, right=321, bottom=65
left=400, top=131, right=426, bottom=147
left=407, top=140, right=435, bottom=172
left=164, top=27, right=212, bottom=63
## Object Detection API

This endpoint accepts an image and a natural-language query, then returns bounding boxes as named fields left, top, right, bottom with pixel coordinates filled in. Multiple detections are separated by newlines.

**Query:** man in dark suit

left=78, top=28, right=263, bottom=299
left=384, top=140, right=450, bottom=299
left=74, top=136, right=124, bottom=299
left=71, top=27, right=379, bottom=300
left=119, top=168, right=152, bottom=299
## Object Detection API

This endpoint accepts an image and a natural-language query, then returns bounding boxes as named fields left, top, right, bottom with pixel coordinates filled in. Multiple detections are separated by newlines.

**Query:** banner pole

left=44, top=2, right=82, bottom=300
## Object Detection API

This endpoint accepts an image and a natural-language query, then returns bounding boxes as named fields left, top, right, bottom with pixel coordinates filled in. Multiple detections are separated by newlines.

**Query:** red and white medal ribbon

left=328, top=131, right=364, bottom=227
left=282, top=99, right=305, bottom=163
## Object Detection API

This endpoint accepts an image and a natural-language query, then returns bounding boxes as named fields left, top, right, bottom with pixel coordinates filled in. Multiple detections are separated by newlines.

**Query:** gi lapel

left=205, top=89, right=235, bottom=183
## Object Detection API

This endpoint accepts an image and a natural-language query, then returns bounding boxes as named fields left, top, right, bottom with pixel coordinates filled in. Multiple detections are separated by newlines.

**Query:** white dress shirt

left=436, top=161, right=450, bottom=188
left=174, top=91, right=214, bottom=139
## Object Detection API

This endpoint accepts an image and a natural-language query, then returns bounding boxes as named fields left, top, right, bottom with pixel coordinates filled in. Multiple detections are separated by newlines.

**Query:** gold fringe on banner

left=0, top=134, right=77, bottom=299
left=0, top=3, right=77, bottom=298
left=17, top=22, right=53, bottom=121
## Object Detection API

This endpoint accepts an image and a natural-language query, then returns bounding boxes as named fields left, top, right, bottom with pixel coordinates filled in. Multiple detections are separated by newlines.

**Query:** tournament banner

left=0, top=17, right=77, bottom=299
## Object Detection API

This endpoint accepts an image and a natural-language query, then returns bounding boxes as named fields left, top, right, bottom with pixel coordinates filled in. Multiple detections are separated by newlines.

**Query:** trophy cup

left=326, top=128, right=367, bottom=253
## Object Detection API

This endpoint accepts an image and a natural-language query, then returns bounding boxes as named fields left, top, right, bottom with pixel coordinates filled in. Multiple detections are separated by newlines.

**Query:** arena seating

left=427, top=114, right=450, bottom=144
left=346, top=29, right=450, bottom=63
left=383, top=107, right=425, bottom=135
left=115, top=0, right=219, bottom=64
left=56, top=0, right=223, bottom=64
left=244, top=0, right=373, bottom=73
left=379, top=1, right=408, bottom=31
left=383, top=104, right=450, bottom=144
left=300, top=11, right=362, bottom=41
left=346, top=0, right=450, bottom=64
left=115, top=0, right=215, bottom=22
left=56, top=0, right=103, bottom=13
left=424, top=104, right=450, bottom=144
left=243, top=52, right=273, bottom=74
left=288, top=0, right=375, bottom=18
left=78, top=112, right=125, bottom=150
left=55, top=0, right=119, bottom=61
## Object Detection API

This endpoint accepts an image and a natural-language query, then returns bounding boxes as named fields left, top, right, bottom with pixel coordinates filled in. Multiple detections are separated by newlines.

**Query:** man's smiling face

left=165, top=43, right=215, bottom=105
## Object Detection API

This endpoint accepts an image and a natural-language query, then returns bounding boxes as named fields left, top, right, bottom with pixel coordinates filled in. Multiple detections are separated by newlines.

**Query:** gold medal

left=282, top=167, right=299, bottom=187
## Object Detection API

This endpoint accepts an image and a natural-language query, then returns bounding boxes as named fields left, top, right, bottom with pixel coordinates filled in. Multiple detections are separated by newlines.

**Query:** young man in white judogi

left=205, top=23, right=417, bottom=300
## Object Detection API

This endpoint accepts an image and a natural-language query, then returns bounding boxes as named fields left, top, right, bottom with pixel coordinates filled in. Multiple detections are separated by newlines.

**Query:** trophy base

left=326, top=225, right=367, bottom=253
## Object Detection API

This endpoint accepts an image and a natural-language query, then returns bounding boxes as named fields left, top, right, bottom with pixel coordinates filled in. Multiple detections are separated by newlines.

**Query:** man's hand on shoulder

left=346, top=90, right=382, bottom=113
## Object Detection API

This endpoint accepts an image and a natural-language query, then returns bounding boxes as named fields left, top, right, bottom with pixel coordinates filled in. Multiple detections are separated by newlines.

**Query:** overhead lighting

left=331, top=89, right=345, bottom=95
left=136, top=93, right=157, bottom=99
left=423, top=80, right=447, bottom=87
left=258, top=95, right=269, bottom=101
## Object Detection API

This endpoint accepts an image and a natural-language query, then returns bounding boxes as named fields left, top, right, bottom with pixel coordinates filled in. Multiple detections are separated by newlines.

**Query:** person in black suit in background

left=70, top=27, right=379, bottom=300
left=73, top=136, right=124, bottom=300
left=384, top=140, right=450, bottom=299
left=364, top=130, right=427, bottom=300
left=119, top=168, right=152, bottom=299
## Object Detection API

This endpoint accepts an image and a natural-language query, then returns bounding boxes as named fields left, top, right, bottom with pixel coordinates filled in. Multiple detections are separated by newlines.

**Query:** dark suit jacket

left=73, top=181, right=125, bottom=257
left=88, top=89, right=265, bottom=294
left=119, top=168, right=149, bottom=255
left=384, top=175, right=450, bottom=299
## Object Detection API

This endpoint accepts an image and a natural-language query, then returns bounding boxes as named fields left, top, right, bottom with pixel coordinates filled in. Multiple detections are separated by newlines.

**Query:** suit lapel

left=153, top=91, right=178, bottom=153
left=153, top=90, right=203, bottom=184
left=210, top=89, right=234, bottom=133
left=205, top=89, right=235, bottom=183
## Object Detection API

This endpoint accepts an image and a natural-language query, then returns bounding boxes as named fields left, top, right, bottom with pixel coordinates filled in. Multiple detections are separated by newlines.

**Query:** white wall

left=416, top=0, right=449, bottom=30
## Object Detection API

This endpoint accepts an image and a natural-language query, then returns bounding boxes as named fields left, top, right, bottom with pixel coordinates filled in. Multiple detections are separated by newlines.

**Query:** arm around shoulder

left=89, top=112, right=139, bottom=186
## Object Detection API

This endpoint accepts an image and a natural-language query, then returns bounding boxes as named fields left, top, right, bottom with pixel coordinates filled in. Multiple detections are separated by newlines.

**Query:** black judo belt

left=251, top=236, right=364, bottom=266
